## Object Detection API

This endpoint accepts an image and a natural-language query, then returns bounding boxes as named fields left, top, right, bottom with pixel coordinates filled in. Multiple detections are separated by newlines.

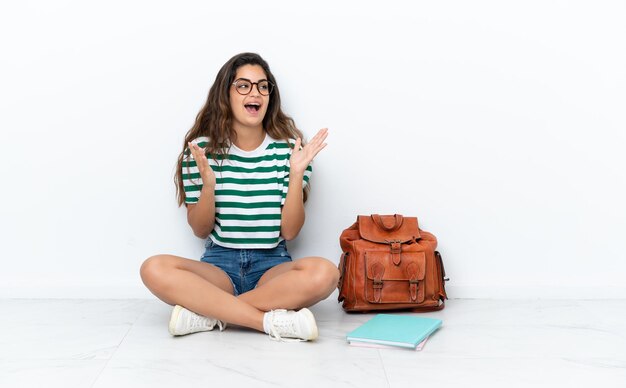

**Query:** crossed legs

left=140, top=255, right=339, bottom=332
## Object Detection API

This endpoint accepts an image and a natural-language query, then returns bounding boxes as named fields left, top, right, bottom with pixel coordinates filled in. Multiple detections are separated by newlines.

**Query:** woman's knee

left=140, top=255, right=173, bottom=287
left=302, top=257, right=340, bottom=294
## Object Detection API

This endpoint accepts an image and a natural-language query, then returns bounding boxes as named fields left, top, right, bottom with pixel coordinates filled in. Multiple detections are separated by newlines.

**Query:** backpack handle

left=371, top=214, right=403, bottom=232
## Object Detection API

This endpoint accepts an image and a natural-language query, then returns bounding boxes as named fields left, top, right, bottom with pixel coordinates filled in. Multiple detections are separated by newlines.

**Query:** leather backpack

left=337, top=214, right=448, bottom=312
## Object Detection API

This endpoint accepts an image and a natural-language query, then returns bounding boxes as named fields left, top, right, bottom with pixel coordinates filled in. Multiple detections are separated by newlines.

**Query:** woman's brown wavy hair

left=175, top=52, right=308, bottom=207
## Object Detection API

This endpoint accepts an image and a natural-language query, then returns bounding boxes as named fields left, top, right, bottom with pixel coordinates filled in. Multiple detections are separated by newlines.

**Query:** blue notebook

left=346, top=314, right=442, bottom=349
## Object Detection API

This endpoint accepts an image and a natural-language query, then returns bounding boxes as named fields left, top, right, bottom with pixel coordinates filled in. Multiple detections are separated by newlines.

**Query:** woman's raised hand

left=289, top=128, right=328, bottom=175
left=188, top=142, right=216, bottom=188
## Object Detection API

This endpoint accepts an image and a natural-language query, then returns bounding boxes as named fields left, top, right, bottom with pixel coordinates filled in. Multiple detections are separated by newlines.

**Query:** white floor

left=1, top=297, right=625, bottom=388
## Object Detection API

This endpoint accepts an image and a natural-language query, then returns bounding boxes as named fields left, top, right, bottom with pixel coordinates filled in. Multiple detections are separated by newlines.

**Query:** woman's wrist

left=200, top=183, right=215, bottom=194
left=289, top=169, right=305, bottom=180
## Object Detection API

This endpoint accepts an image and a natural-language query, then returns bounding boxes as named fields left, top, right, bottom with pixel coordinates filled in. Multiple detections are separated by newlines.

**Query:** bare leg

left=238, top=257, right=340, bottom=311
left=140, top=255, right=265, bottom=331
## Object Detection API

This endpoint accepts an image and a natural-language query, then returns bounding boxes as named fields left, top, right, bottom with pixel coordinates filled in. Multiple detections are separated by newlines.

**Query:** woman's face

left=229, top=64, right=270, bottom=132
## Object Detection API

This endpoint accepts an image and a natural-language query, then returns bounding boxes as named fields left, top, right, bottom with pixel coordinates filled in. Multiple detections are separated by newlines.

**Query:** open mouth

left=244, top=103, right=261, bottom=114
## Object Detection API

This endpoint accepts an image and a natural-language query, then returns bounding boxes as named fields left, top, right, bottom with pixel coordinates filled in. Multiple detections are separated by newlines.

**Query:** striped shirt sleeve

left=182, top=137, right=208, bottom=204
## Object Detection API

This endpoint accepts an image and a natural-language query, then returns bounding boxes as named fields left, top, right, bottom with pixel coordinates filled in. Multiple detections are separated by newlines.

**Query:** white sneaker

left=168, top=305, right=226, bottom=336
left=265, top=308, right=319, bottom=342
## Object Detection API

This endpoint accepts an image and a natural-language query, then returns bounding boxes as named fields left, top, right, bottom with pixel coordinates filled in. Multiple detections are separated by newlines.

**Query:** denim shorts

left=200, top=239, right=293, bottom=296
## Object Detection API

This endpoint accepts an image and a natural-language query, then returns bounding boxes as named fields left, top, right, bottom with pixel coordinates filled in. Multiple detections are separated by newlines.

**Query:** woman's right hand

left=188, top=142, right=216, bottom=188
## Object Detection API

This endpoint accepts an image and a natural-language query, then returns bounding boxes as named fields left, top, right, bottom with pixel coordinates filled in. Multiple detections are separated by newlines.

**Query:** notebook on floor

left=348, top=336, right=429, bottom=351
left=346, top=314, right=442, bottom=349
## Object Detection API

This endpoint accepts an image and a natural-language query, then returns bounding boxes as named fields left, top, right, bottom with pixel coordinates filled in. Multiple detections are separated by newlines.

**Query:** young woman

left=140, top=52, right=339, bottom=341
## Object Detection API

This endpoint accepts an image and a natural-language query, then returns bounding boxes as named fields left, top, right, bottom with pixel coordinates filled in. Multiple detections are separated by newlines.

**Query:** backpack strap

left=370, top=262, right=385, bottom=303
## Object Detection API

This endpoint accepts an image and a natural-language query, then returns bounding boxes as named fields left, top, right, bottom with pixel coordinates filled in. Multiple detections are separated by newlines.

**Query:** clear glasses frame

left=231, top=78, right=275, bottom=96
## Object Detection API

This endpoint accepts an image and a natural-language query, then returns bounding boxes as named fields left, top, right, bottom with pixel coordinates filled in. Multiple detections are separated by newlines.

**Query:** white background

left=1, top=1, right=624, bottom=298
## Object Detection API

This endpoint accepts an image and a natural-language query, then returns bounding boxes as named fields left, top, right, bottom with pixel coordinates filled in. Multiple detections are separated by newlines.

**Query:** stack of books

left=346, top=314, right=442, bottom=350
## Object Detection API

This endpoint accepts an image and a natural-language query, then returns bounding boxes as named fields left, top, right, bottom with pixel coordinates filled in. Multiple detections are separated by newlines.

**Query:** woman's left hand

left=289, top=128, right=328, bottom=175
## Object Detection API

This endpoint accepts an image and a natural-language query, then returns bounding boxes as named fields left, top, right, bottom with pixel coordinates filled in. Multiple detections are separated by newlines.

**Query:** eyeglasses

left=232, top=78, right=274, bottom=96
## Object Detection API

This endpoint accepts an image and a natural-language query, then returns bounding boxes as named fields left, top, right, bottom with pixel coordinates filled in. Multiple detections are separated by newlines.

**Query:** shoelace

left=183, top=309, right=226, bottom=332
left=267, top=310, right=305, bottom=342
left=188, top=312, right=212, bottom=331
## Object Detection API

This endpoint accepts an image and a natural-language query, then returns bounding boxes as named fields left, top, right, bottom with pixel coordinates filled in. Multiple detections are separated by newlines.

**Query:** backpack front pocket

left=364, top=250, right=426, bottom=304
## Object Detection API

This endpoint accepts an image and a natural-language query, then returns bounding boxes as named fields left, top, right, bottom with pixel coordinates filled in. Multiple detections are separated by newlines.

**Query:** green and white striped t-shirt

left=182, top=133, right=312, bottom=249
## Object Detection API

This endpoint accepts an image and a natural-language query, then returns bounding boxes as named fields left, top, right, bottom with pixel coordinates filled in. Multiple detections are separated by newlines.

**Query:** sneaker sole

left=168, top=305, right=184, bottom=336
left=299, top=308, right=319, bottom=340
